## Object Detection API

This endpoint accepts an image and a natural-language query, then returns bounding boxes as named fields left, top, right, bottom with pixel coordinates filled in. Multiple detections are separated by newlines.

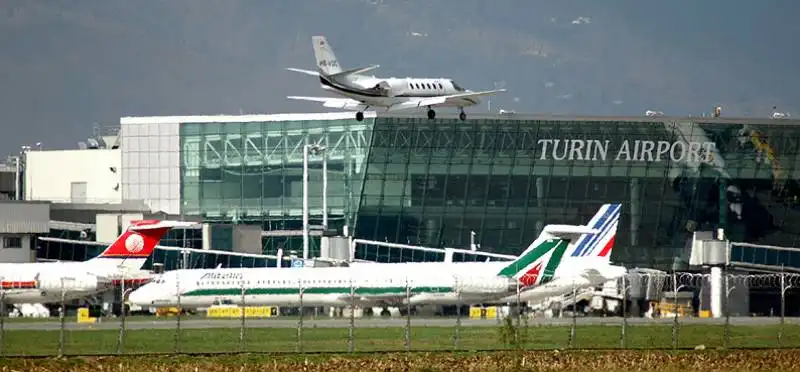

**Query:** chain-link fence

left=1, top=271, right=799, bottom=356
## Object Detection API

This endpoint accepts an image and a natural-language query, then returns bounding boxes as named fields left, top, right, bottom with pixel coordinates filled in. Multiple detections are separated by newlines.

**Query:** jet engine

left=35, top=271, right=111, bottom=295
left=370, top=80, right=403, bottom=97
left=453, top=275, right=516, bottom=295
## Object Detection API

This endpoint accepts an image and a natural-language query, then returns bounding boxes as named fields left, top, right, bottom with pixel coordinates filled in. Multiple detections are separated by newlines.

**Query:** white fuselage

left=0, top=261, right=117, bottom=304
left=493, top=264, right=628, bottom=305
left=319, top=74, right=480, bottom=108
left=128, top=262, right=520, bottom=309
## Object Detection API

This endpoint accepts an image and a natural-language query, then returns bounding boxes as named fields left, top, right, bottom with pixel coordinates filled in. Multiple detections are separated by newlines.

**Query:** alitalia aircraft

left=285, top=35, right=506, bottom=122
left=127, top=204, right=623, bottom=309
left=0, top=220, right=197, bottom=304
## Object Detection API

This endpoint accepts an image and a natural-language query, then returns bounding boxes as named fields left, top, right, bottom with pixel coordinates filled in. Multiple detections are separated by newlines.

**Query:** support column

left=710, top=266, right=723, bottom=318
left=630, top=177, right=641, bottom=247
left=535, top=177, right=545, bottom=234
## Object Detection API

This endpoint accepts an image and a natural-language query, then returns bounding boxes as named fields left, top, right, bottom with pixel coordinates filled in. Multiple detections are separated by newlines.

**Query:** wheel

left=427, top=108, right=436, bottom=120
left=355, top=111, right=364, bottom=121
left=459, top=112, right=467, bottom=121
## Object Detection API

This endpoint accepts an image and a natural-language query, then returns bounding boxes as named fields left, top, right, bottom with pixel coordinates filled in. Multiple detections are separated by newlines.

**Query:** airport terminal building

left=116, top=112, right=800, bottom=270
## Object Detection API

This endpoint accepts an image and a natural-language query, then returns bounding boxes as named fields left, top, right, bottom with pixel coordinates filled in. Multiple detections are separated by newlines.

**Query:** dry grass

left=3, top=350, right=800, bottom=372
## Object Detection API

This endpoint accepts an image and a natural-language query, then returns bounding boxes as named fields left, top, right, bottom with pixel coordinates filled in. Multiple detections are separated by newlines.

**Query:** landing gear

left=427, top=108, right=436, bottom=120
left=459, top=111, right=467, bottom=121
left=355, top=111, right=364, bottom=121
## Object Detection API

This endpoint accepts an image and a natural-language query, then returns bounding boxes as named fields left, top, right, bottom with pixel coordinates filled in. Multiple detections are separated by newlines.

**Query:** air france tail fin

left=496, top=203, right=621, bottom=287
left=568, top=203, right=621, bottom=261
left=87, top=220, right=197, bottom=272
left=312, top=35, right=343, bottom=75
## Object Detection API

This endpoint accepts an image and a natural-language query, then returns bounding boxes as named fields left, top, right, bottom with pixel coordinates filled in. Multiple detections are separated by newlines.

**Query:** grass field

left=2, top=350, right=800, bottom=372
left=1, top=323, right=799, bottom=356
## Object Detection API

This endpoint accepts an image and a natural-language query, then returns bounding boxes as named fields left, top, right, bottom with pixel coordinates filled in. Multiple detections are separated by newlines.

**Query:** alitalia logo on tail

left=496, top=203, right=621, bottom=288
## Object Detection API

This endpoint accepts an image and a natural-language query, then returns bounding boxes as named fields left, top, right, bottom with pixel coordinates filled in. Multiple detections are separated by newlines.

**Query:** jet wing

left=287, top=96, right=368, bottom=111
left=385, top=88, right=507, bottom=112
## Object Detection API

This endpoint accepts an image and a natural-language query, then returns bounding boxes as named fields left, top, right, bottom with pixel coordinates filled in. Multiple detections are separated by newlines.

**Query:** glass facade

left=177, top=115, right=800, bottom=270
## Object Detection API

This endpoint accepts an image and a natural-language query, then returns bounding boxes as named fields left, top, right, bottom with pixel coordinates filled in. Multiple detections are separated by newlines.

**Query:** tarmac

left=3, top=316, right=798, bottom=331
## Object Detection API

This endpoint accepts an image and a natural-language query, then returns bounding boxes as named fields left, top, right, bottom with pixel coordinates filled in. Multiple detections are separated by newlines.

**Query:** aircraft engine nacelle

left=454, top=275, right=515, bottom=295
left=35, top=272, right=110, bottom=295
left=371, top=80, right=403, bottom=97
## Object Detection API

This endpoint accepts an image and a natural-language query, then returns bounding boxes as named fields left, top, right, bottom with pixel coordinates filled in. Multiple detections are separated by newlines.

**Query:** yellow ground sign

left=469, top=306, right=497, bottom=319
left=206, top=306, right=277, bottom=318
left=76, top=308, right=97, bottom=324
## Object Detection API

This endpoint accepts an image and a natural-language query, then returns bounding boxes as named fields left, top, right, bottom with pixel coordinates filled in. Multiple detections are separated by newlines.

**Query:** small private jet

left=286, top=35, right=506, bottom=122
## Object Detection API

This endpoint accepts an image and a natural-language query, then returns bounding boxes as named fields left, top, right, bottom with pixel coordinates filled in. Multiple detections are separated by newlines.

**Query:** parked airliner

left=128, top=204, right=623, bottom=309
left=286, top=36, right=506, bottom=122
left=0, top=220, right=197, bottom=304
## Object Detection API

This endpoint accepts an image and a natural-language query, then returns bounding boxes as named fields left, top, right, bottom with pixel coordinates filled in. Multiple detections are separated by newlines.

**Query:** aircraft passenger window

left=408, top=83, right=412, bottom=89
left=438, top=83, right=443, bottom=89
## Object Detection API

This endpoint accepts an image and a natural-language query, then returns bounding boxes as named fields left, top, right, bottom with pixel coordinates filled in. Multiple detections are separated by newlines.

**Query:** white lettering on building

left=537, top=139, right=716, bottom=163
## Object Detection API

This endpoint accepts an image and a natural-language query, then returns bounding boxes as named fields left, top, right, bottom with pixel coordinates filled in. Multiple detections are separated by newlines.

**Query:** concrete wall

left=24, top=149, right=122, bottom=204
left=232, top=224, right=262, bottom=255
left=0, top=234, right=36, bottom=263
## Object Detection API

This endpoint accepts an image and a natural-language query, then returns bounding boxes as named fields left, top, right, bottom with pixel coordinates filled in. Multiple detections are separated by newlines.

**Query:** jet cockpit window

left=451, top=81, right=465, bottom=91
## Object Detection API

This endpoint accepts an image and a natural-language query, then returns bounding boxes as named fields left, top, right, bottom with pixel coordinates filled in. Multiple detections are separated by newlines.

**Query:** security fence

left=1, top=271, right=799, bottom=357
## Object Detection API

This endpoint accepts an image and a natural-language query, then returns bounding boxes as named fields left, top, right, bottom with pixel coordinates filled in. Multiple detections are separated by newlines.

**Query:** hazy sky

left=1, top=1, right=797, bottom=155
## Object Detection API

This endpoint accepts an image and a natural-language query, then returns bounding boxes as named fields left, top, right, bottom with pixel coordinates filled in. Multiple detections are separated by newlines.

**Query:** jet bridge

left=691, top=231, right=800, bottom=273
left=690, top=231, right=800, bottom=318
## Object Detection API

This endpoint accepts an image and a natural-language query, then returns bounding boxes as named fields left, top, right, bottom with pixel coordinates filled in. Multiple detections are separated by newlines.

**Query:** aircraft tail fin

left=312, top=35, right=343, bottom=75
left=496, top=203, right=622, bottom=287
left=87, top=220, right=198, bottom=272
left=567, top=203, right=621, bottom=262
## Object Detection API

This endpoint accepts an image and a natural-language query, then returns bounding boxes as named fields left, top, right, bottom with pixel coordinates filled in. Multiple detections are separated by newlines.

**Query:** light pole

left=302, top=143, right=327, bottom=260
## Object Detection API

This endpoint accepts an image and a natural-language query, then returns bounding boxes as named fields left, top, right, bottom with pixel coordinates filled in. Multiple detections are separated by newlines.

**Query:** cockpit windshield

left=451, top=81, right=466, bottom=92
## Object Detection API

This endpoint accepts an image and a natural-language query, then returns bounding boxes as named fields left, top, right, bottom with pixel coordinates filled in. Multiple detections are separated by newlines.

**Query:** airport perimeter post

left=568, top=280, right=576, bottom=349
left=58, top=279, right=65, bottom=357
left=404, top=280, right=412, bottom=351
left=0, top=291, right=5, bottom=356
left=174, top=272, right=182, bottom=353
left=348, top=279, right=355, bottom=353
left=620, top=273, right=628, bottom=349
left=779, top=267, right=791, bottom=346
left=297, top=279, right=304, bottom=353
left=240, top=282, right=247, bottom=352
left=117, top=277, right=129, bottom=355
left=453, top=277, right=461, bottom=350
left=302, top=141, right=310, bottom=260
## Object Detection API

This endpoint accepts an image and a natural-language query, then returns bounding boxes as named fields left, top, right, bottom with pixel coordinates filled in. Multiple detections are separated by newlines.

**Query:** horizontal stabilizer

left=287, top=96, right=367, bottom=111
left=542, top=224, right=599, bottom=240
left=286, top=67, right=321, bottom=77
left=329, top=65, right=380, bottom=78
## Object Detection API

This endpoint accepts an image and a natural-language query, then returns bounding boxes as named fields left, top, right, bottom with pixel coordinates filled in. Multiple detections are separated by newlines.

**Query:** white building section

left=24, top=149, right=122, bottom=204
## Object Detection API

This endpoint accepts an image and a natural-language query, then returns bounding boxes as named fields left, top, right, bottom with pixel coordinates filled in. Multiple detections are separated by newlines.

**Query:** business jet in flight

left=286, top=35, right=506, bottom=122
